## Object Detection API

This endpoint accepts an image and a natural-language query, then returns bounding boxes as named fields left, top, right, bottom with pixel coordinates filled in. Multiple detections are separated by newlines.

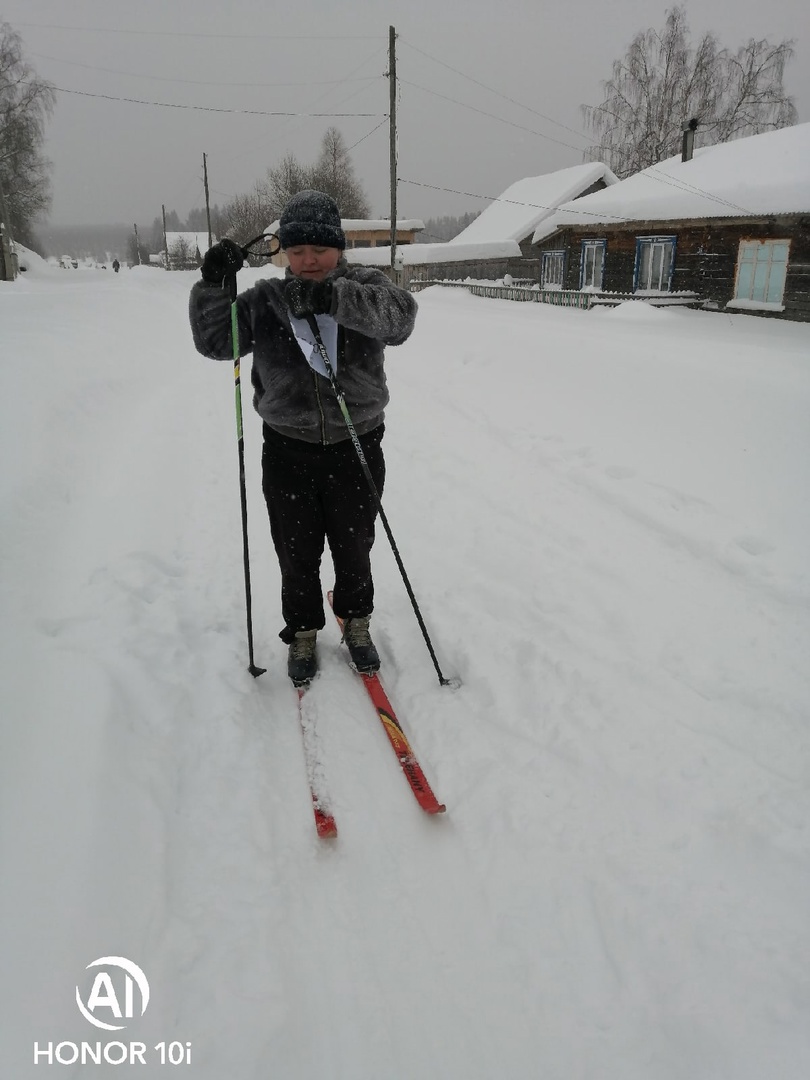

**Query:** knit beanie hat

left=278, top=190, right=346, bottom=250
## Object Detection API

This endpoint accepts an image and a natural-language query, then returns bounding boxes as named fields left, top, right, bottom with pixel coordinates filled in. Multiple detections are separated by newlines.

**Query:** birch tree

left=0, top=23, right=55, bottom=245
left=582, top=6, right=797, bottom=177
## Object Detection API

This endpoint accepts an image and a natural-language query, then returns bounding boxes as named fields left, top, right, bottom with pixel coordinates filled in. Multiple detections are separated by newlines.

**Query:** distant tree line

left=415, top=212, right=480, bottom=243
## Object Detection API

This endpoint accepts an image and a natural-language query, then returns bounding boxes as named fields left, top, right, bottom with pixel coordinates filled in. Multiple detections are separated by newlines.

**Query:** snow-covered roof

left=549, top=123, right=810, bottom=231
left=266, top=218, right=424, bottom=234
left=344, top=240, right=521, bottom=267
left=450, top=163, right=619, bottom=247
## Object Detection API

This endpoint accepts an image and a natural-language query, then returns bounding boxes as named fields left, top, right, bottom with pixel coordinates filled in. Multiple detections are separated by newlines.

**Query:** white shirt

left=287, top=313, right=338, bottom=378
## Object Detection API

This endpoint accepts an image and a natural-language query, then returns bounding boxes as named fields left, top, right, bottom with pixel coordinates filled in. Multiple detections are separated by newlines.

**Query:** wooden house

left=535, top=123, right=810, bottom=321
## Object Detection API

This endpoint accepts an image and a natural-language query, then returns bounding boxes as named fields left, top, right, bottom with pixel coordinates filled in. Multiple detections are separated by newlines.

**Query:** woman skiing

left=189, top=190, right=417, bottom=685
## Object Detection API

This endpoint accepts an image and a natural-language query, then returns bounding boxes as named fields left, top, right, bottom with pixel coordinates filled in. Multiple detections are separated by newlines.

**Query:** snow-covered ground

left=2, top=260, right=809, bottom=1079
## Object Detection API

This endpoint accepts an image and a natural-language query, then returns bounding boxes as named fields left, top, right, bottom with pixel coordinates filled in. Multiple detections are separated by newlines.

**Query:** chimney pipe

left=682, top=117, right=699, bottom=162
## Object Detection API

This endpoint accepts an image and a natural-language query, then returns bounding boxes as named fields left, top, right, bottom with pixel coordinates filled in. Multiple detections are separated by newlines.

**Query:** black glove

left=200, top=238, right=245, bottom=285
left=284, top=277, right=333, bottom=318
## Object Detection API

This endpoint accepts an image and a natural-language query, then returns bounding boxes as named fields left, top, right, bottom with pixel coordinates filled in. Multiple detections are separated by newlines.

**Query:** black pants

left=261, top=424, right=385, bottom=641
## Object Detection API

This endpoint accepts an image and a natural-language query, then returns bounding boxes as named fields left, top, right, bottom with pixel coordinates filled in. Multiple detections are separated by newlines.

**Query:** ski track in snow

left=2, top=268, right=809, bottom=1079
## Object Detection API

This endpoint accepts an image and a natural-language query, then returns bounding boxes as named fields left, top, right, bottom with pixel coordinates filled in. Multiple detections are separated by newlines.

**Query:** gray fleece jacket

left=189, top=260, right=417, bottom=444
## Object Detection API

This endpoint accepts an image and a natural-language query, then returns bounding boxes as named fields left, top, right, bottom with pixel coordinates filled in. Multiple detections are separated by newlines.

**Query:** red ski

left=328, top=593, right=446, bottom=816
left=296, top=686, right=338, bottom=839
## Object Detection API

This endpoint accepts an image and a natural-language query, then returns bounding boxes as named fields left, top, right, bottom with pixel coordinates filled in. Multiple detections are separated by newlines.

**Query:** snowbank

left=10, top=243, right=53, bottom=278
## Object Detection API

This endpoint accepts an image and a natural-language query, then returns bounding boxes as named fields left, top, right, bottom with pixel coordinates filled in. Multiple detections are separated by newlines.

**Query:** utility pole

left=203, top=153, right=212, bottom=250
left=162, top=204, right=169, bottom=270
left=133, top=223, right=142, bottom=265
left=388, top=25, right=397, bottom=271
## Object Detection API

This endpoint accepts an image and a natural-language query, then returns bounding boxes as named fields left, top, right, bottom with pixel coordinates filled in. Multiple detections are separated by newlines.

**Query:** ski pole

left=228, top=268, right=266, bottom=678
left=221, top=232, right=281, bottom=677
left=304, top=313, right=458, bottom=689
left=218, top=232, right=287, bottom=676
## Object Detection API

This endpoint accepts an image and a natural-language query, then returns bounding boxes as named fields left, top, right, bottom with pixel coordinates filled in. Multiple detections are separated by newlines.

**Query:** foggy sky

left=5, top=0, right=809, bottom=228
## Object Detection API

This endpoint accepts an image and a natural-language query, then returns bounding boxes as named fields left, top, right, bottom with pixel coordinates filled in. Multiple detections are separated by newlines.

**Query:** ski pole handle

left=226, top=271, right=238, bottom=303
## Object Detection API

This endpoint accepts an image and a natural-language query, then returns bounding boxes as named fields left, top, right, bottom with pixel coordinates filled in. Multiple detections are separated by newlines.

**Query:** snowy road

left=2, top=263, right=809, bottom=1078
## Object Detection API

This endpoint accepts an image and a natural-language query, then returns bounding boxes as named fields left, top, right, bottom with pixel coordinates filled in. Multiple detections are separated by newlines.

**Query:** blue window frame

left=580, top=240, right=606, bottom=290
left=634, top=236, right=676, bottom=292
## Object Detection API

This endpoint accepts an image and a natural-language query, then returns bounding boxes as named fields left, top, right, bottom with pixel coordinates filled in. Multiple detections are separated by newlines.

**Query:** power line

left=399, top=79, right=587, bottom=155
left=52, top=86, right=384, bottom=117
left=399, top=172, right=756, bottom=223
left=396, top=36, right=757, bottom=217
left=398, top=177, right=632, bottom=222
left=31, top=52, right=382, bottom=89
left=398, top=37, right=591, bottom=146
left=347, top=117, right=389, bottom=151
left=13, top=21, right=380, bottom=40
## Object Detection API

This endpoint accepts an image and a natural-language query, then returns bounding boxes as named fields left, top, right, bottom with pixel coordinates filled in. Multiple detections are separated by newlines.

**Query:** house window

left=580, top=240, right=606, bottom=290
left=734, top=240, right=790, bottom=305
left=635, top=236, right=676, bottom=291
left=541, top=250, right=565, bottom=290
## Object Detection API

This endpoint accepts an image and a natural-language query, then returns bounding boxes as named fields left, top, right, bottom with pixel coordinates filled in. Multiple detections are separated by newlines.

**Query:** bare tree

left=264, top=152, right=312, bottom=219
left=223, top=186, right=272, bottom=252
left=582, top=6, right=797, bottom=177
left=217, top=129, right=371, bottom=259
left=712, top=37, right=798, bottom=143
left=0, top=22, right=55, bottom=246
left=263, top=130, right=370, bottom=222
left=310, top=127, right=370, bottom=217
left=166, top=235, right=192, bottom=270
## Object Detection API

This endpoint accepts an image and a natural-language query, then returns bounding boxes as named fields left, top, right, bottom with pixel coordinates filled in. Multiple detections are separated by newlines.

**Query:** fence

left=409, top=280, right=593, bottom=309
left=409, top=281, right=702, bottom=310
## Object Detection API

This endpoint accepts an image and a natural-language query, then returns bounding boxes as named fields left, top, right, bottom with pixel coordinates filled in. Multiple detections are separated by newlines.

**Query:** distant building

left=266, top=218, right=424, bottom=266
